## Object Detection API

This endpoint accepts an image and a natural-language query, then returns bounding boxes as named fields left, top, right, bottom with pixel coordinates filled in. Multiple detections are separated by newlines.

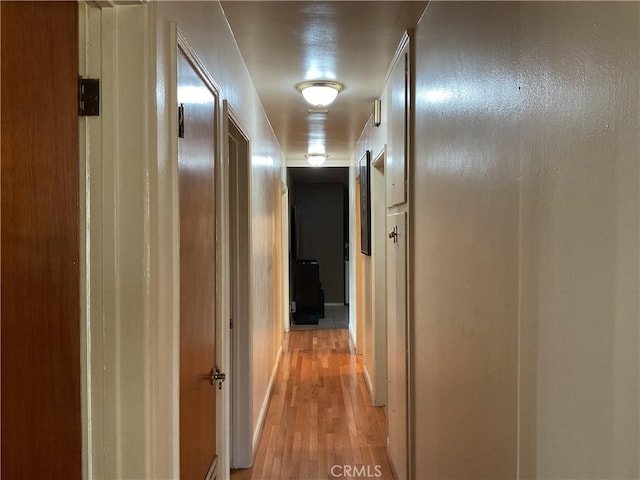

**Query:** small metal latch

left=212, top=367, right=226, bottom=390
left=202, top=367, right=226, bottom=389
left=178, top=104, right=185, bottom=138
left=388, top=226, right=398, bottom=244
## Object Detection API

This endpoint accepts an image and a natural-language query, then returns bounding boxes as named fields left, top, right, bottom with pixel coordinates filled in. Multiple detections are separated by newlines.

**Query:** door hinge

left=230, top=318, right=233, bottom=329
left=78, top=76, right=100, bottom=116
left=178, top=103, right=185, bottom=138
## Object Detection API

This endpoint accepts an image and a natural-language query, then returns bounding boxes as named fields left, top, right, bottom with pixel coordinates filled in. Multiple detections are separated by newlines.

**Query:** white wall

left=98, top=2, right=285, bottom=478
left=411, top=2, right=639, bottom=478
left=352, top=92, right=389, bottom=406
left=296, top=183, right=345, bottom=302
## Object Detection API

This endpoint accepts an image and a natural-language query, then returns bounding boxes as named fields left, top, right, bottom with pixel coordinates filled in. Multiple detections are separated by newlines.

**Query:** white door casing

left=224, top=102, right=253, bottom=468
left=371, top=149, right=388, bottom=407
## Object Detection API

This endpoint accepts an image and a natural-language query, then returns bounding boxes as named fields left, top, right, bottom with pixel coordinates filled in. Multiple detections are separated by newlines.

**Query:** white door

left=387, top=44, right=408, bottom=208
left=387, top=212, right=408, bottom=479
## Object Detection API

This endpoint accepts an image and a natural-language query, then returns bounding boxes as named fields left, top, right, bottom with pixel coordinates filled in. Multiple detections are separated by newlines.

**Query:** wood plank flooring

left=231, top=329, right=393, bottom=480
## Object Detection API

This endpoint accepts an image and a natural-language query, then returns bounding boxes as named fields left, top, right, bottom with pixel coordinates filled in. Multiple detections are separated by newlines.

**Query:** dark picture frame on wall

left=359, top=150, right=371, bottom=256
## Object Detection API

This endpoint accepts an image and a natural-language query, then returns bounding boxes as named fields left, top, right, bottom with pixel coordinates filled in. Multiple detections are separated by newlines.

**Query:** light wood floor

left=231, top=329, right=394, bottom=480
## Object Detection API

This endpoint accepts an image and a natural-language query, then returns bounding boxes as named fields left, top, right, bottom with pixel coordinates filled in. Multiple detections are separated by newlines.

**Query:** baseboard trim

left=205, top=455, right=218, bottom=480
left=348, top=328, right=357, bottom=354
left=252, top=345, right=283, bottom=453
left=363, top=364, right=374, bottom=400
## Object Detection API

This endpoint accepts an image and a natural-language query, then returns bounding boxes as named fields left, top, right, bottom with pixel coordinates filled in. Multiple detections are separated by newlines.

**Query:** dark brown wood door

left=1, top=2, right=81, bottom=479
left=178, top=51, right=218, bottom=479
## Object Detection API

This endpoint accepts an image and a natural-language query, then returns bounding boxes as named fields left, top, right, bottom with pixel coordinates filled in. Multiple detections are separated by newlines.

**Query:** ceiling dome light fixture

left=305, top=153, right=328, bottom=166
left=296, top=81, right=344, bottom=107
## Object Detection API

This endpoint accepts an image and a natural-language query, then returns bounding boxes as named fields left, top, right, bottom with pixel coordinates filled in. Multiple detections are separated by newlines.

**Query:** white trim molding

left=252, top=345, right=283, bottom=452
left=82, top=2, right=166, bottom=478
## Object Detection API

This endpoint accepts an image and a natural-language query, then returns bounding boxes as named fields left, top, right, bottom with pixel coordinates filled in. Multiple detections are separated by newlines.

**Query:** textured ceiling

left=221, top=1, right=427, bottom=167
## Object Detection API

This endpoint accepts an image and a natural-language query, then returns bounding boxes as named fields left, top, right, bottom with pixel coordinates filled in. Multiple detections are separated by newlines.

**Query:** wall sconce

left=373, top=98, right=381, bottom=127
left=296, top=81, right=344, bottom=107
left=305, top=153, right=328, bottom=166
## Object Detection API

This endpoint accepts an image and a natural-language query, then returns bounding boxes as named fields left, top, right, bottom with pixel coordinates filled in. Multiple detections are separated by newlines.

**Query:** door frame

left=352, top=167, right=365, bottom=353
left=370, top=147, right=388, bottom=407
left=223, top=101, right=254, bottom=468
left=80, top=4, right=160, bottom=478
left=81, top=10, right=230, bottom=478
left=281, top=184, right=291, bottom=333
left=176, top=29, right=228, bottom=480
left=176, top=37, right=220, bottom=480
left=79, top=3, right=104, bottom=477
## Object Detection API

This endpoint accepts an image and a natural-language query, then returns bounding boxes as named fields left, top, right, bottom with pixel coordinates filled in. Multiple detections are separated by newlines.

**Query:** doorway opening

left=287, top=167, right=349, bottom=330
left=225, top=103, right=253, bottom=468
left=369, top=149, right=387, bottom=407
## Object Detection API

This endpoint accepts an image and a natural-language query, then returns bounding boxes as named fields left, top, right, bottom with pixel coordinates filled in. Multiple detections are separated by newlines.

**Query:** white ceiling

left=220, top=1, right=428, bottom=167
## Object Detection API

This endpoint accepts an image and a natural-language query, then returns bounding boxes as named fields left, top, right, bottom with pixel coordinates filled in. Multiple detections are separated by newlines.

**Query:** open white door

left=387, top=212, right=408, bottom=480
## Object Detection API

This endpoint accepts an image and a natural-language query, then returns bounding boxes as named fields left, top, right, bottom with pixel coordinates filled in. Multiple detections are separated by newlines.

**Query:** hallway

left=2, top=2, right=639, bottom=479
left=231, top=329, right=392, bottom=480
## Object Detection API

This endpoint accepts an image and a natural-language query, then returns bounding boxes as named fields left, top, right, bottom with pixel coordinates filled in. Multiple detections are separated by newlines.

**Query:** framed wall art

left=359, top=150, right=371, bottom=256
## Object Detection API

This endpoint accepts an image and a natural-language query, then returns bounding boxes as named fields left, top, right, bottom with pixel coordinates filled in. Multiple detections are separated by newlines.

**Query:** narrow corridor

left=231, top=329, right=392, bottom=480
